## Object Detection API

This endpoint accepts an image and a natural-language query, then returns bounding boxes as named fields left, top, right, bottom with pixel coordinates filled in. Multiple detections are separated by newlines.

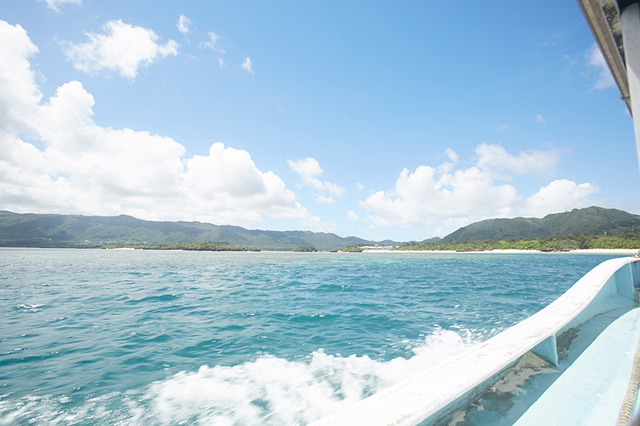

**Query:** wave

left=0, top=328, right=480, bottom=425
left=15, top=304, right=45, bottom=311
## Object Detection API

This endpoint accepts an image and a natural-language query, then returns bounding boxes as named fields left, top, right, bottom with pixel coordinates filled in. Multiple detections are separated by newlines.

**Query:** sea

left=0, top=248, right=629, bottom=425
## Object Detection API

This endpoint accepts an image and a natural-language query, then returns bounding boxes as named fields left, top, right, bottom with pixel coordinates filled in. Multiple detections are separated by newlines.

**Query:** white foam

left=0, top=328, right=480, bottom=425
left=144, top=328, right=479, bottom=424
left=15, top=304, right=44, bottom=311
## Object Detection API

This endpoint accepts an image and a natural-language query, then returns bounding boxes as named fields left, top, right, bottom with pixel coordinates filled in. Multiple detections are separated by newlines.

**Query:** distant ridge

left=1, top=206, right=637, bottom=250
left=0, top=212, right=372, bottom=251
left=441, top=206, right=640, bottom=242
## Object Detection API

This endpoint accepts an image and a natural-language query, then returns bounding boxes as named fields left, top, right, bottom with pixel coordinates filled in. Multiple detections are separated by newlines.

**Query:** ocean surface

left=0, top=248, right=629, bottom=424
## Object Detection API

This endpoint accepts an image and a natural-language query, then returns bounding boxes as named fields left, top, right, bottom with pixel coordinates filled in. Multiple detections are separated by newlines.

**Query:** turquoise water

left=0, top=249, right=628, bottom=424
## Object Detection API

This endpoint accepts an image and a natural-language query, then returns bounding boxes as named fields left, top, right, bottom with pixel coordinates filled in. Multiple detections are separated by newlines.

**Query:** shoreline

left=362, top=248, right=639, bottom=255
left=1, top=247, right=637, bottom=255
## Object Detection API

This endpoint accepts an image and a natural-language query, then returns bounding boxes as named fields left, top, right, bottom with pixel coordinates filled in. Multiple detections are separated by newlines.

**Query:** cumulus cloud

left=241, top=56, right=254, bottom=74
left=64, top=20, right=179, bottom=79
left=475, top=143, right=559, bottom=175
left=525, top=179, right=597, bottom=217
left=180, top=143, right=316, bottom=225
left=359, top=146, right=596, bottom=237
left=288, top=157, right=345, bottom=204
left=0, top=21, right=323, bottom=230
left=360, top=164, right=519, bottom=232
left=39, top=0, right=81, bottom=12
left=0, top=21, right=42, bottom=135
left=177, top=15, right=193, bottom=36
left=587, top=43, right=615, bottom=91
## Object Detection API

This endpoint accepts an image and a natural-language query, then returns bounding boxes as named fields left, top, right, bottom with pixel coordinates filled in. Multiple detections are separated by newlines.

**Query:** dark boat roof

left=579, top=1, right=632, bottom=107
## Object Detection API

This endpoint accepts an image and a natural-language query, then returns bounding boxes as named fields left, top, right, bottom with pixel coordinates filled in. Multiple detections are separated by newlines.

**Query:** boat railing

left=311, top=256, right=640, bottom=425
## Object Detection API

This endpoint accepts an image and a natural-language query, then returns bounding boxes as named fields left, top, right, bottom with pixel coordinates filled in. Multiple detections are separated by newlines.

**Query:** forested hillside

left=0, top=211, right=369, bottom=251
left=442, top=207, right=640, bottom=242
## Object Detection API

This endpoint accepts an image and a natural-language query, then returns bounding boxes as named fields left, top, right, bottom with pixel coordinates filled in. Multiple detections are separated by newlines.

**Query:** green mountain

left=441, top=206, right=640, bottom=242
left=1, top=206, right=637, bottom=250
left=0, top=211, right=370, bottom=251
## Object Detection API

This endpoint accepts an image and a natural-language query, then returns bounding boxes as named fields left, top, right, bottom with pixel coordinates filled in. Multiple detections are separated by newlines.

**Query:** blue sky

left=1, top=0, right=638, bottom=241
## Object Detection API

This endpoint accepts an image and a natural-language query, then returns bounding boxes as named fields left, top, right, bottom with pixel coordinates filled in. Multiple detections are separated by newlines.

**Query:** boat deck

left=514, top=306, right=640, bottom=425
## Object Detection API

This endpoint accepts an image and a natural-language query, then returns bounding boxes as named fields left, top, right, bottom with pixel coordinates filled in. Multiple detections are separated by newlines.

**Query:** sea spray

left=0, top=328, right=478, bottom=425
left=143, top=328, right=478, bottom=425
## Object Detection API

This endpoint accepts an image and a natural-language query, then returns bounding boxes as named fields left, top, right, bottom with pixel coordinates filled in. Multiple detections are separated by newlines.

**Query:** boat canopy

left=578, top=0, right=640, bottom=171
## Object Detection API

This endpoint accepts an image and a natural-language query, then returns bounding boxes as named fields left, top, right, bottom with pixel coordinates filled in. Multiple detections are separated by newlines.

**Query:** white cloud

left=184, top=143, right=266, bottom=199
left=475, top=143, right=559, bottom=175
left=360, top=164, right=520, bottom=234
left=444, top=148, right=458, bottom=163
left=64, top=20, right=179, bottom=79
left=177, top=15, right=193, bottom=36
left=0, top=21, right=42, bottom=135
left=288, top=157, right=345, bottom=203
left=359, top=146, right=596, bottom=237
left=289, top=157, right=322, bottom=182
left=587, top=43, right=615, bottom=91
left=241, top=56, right=254, bottom=74
left=201, top=31, right=224, bottom=53
left=497, top=124, right=511, bottom=131
left=347, top=211, right=360, bottom=221
left=316, top=195, right=336, bottom=204
left=437, top=149, right=458, bottom=175
left=181, top=143, right=314, bottom=225
left=524, top=179, right=597, bottom=217
left=0, top=21, right=324, bottom=231
left=39, top=0, right=81, bottom=12
left=535, top=114, right=546, bottom=123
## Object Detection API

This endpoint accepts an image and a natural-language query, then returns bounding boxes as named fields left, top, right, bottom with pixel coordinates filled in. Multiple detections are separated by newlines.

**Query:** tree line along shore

left=330, top=234, right=640, bottom=253
left=5, top=234, right=640, bottom=253
left=393, top=234, right=640, bottom=252
left=103, top=241, right=260, bottom=252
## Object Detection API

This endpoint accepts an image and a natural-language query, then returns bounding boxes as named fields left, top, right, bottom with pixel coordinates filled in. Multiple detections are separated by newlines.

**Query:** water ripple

left=0, top=249, right=625, bottom=424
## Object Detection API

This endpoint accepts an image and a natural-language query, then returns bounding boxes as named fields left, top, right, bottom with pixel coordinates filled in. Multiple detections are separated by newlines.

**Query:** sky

left=1, top=0, right=639, bottom=242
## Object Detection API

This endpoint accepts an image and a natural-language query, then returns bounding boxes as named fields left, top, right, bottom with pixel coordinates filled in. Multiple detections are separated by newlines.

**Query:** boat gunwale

left=312, top=256, right=640, bottom=425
